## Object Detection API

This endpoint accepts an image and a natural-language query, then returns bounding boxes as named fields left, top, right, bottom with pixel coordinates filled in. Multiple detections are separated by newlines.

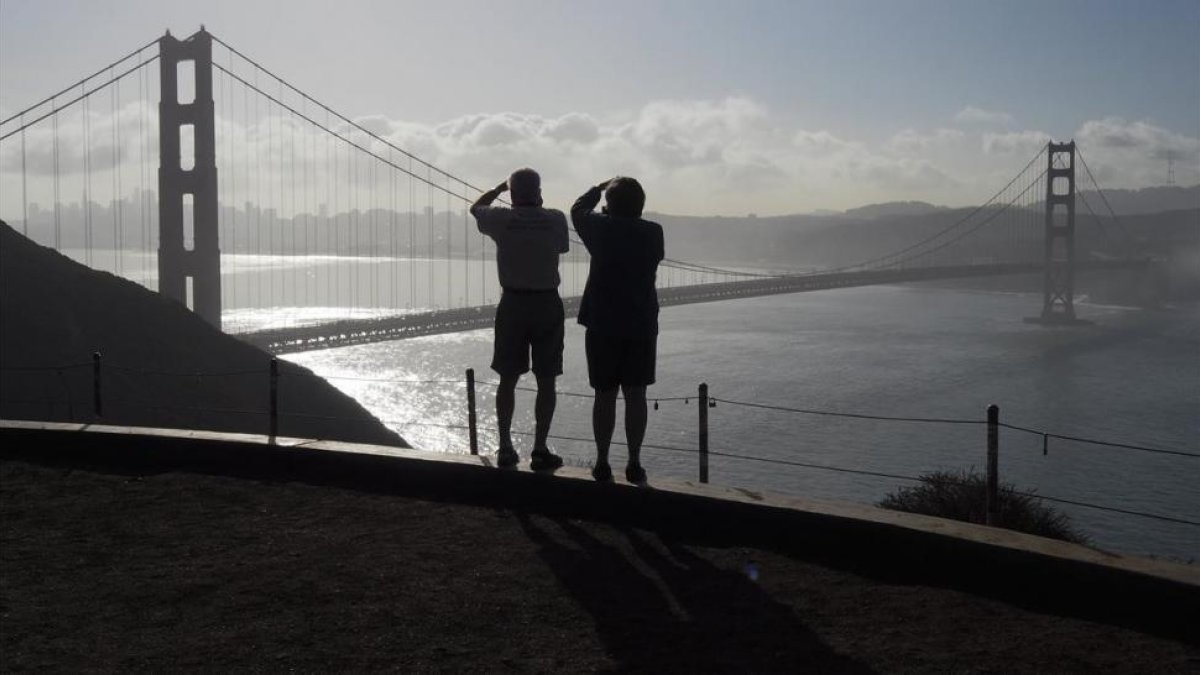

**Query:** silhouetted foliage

left=878, top=469, right=1089, bottom=544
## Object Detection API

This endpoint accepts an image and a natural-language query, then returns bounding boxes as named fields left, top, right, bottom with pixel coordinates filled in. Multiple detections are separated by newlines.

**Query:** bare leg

left=622, top=385, right=647, bottom=466
left=592, top=386, right=619, bottom=465
left=533, top=375, right=557, bottom=451
left=496, top=374, right=518, bottom=450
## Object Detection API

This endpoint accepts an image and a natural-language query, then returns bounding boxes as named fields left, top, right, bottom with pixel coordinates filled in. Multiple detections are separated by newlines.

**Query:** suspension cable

left=0, top=36, right=161, bottom=128
left=1075, top=148, right=1137, bottom=247
left=214, top=62, right=475, bottom=203
left=0, top=54, right=160, bottom=143
left=821, top=147, right=1049, bottom=273
left=209, top=33, right=482, bottom=196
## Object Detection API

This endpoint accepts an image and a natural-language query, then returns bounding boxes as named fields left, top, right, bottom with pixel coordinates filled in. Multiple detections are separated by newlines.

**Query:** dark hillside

left=0, top=221, right=406, bottom=447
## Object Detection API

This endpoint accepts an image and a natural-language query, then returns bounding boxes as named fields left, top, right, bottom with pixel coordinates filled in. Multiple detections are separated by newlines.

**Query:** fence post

left=699, top=382, right=709, bottom=484
left=986, top=404, right=999, bottom=526
left=466, top=368, right=479, bottom=455
left=269, top=357, right=279, bottom=442
left=92, top=351, right=102, bottom=418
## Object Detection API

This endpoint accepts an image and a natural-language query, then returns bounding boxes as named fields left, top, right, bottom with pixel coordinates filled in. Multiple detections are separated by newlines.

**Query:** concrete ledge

left=2, top=419, right=1197, bottom=644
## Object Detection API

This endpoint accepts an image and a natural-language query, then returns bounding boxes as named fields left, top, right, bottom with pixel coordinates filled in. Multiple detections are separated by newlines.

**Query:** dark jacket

left=571, top=187, right=665, bottom=337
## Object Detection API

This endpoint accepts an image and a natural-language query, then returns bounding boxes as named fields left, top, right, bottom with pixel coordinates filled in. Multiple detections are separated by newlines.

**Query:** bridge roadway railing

left=238, top=259, right=1148, bottom=355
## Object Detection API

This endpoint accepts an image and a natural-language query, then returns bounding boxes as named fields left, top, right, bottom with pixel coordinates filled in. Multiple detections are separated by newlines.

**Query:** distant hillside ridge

left=840, top=201, right=948, bottom=220
left=645, top=198, right=1197, bottom=271
left=0, top=220, right=407, bottom=447
left=1077, top=184, right=1200, bottom=215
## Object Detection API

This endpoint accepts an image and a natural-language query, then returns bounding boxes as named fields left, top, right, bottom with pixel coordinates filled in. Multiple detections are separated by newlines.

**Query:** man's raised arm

left=470, top=180, right=509, bottom=232
left=571, top=179, right=615, bottom=244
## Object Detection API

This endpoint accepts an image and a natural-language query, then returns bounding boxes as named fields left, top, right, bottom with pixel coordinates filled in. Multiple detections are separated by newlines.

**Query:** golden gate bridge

left=0, top=29, right=1149, bottom=354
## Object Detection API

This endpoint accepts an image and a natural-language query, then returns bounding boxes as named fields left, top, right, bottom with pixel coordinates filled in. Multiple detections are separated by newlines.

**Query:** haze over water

left=272, top=261, right=1199, bottom=561
left=49, top=246, right=1199, bottom=558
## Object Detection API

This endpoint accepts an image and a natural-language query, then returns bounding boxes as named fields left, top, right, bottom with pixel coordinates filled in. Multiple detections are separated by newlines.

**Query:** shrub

left=878, top=469, right=1089, bottom=544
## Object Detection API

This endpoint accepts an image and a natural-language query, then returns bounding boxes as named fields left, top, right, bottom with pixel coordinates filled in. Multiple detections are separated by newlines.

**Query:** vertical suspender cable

left=138, top=65, right=146, bottom=282
left=287, top=81, right=297, bottom=312
left=113, top=73, right=123, bottom=276
left=83, top=87, right=93, bottom=266
left=372, top=149, right=378, bottom=310
left=476, top=186, right=484, bottom=304
left=325, top=108, right=332, bottom=308
left=463, top=189, right=469, bottom=306
left=346, top=131, right=352, bottom=310
left=20, top=114, right=28, bottom=237
left=428, top=166, right=434, bottom=308
left=149, top=60, right=157, bottom=284
left=409, top=156, right=415, bottom=309
left=391, top=149, right=397, bottom=312
left=229, top=51, right=239, bottom=314
left=243, top=66, right=253, bottom=308
left=253, top=69, right=262, bottom=309
left=332, top=111, right=339, bottom=307
left=350, top=136, right=355, bottom=309
left=275, top=80, right=284, bottom=314
left=301, top=93, right=310, bottom=307
left=266, top=72, right=275, bottom=310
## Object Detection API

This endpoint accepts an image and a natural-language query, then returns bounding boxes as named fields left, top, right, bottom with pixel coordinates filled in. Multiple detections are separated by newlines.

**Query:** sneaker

left=530, top=447, right=564, bottom=472
left=625, top=462, right=647, bottom=485
left=591, top=461, right=613, bottom=483
left=496, top=446, right=519, bottom=469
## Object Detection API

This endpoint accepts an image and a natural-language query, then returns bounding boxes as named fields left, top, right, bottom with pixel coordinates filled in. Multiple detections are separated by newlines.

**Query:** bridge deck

left=238, top=260, right=1146, bottom=354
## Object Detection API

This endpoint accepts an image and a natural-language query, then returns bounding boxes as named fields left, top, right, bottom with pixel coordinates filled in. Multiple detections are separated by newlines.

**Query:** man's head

left=508, top=168, right=542, bottom=207
left=603, top=177, right=646, bottom=218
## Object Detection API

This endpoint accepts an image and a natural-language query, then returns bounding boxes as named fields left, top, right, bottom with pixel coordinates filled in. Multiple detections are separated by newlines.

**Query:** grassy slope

left=0, top=220, right=406, bottom=447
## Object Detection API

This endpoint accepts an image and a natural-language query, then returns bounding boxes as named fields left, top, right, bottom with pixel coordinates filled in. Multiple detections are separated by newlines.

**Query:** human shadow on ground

left=518, top=514, right=873, bottom=673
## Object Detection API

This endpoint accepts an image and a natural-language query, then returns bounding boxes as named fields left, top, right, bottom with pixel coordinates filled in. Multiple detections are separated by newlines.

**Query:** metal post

left=986, top=404, right=999, bottom=526
left=466, top=368, right=479, bottom=455
left=269, top=357, right=279, bottom=441
left=698, top=382, right=709, bottom=484
left=92, top=351, right=102, bottom=418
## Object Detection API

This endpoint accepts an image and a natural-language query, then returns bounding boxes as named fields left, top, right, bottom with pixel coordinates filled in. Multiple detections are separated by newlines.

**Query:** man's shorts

left=492, top=290, right=565, bottom=378
left=585, top=330, right=657, bottom=390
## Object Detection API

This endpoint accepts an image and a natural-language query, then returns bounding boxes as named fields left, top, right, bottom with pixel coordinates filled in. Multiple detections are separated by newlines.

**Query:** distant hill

left=1077, top=184, right=1200, bottom=215
left=841, top=201, right=949, bottom=220
left=0, top=220, right=406, bottom=447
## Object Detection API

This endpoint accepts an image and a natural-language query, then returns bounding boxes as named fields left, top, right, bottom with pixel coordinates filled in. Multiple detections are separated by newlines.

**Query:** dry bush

left=879, top=469, right=1088, bottom=544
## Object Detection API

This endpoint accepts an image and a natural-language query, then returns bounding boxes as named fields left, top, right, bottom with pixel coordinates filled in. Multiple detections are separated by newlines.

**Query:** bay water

left=59, top=248, right=1200, bottom=559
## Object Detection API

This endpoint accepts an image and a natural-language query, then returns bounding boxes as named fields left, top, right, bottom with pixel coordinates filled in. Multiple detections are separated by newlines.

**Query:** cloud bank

left=2, top=97, right=1196, bottom=218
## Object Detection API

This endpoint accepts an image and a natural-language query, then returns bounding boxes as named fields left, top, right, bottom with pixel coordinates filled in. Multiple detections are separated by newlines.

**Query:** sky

left=1, top=0, right=1198, bottom=216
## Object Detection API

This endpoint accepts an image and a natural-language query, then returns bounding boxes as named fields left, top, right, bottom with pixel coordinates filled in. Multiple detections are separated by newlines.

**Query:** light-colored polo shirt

left=473, top=206, right=570, bottom=291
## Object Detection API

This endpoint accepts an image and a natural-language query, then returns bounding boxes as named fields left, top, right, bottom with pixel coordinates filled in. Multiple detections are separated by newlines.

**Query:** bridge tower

left=157, top=29, right=221, bottom=328
left=1029, top=141, right=1085, bottom=325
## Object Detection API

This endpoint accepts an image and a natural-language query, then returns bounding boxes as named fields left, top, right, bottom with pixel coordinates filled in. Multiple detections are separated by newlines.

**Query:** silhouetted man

left=571, top=177, right=664, bottom=484
left=471, top=168, right=569, bottom=471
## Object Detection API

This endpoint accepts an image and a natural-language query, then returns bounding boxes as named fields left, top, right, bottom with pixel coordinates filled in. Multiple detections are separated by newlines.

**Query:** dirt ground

left=2, top=458, right=1196, bottom=673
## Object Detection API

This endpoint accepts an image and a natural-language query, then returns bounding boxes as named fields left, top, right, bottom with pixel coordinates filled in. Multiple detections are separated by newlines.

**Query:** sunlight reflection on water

left=284, top=285, right=1200, bottom=560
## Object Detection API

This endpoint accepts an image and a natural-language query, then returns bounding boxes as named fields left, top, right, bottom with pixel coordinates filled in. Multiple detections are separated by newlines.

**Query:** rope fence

left=1, top=355, right=1196, bottom=530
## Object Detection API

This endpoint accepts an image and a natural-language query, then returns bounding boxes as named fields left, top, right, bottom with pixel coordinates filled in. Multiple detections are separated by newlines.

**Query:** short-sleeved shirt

left=472, top=206, right=570, bottom=291
left=571, top=187, right=665, bottom=337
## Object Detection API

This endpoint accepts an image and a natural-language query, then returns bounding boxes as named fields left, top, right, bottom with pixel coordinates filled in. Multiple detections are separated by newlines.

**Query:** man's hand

left=595, top=177, right=617, bottom=191
left=472, top=178, right=509, bottom=215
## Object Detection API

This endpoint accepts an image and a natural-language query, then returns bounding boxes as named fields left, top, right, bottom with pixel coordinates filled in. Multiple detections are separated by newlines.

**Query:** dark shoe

left=591, top=461, right=613, bottom=483
left=496, top=446, right=519, bottom=469
left=625, top=462, right=647, bottom=485
left=530, top=447, right=564, bottom=472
